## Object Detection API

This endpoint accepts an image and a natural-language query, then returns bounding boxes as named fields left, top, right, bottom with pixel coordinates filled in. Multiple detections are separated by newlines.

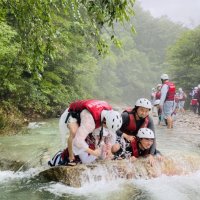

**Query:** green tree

left=167, top=27, right=200, bottom=90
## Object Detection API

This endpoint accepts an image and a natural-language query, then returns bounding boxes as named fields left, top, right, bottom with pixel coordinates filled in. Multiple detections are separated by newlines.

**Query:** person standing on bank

left=111, top=98, right=157, bottom=165
left=159, top=74, right=176, bottom=129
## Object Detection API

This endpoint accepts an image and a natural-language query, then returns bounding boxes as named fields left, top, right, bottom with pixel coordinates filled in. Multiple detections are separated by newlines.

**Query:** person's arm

left=147, top=116, right=156, bottom=155
left=78, top=151, right=97, bottom=164
left=159, top=84, right=169, bottom=106
left=116, top=112, right=129, bottom=137
left=73, top=109, right=96, bottom=155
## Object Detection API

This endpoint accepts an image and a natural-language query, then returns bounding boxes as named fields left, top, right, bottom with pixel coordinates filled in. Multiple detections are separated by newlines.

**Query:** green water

left=1, top=117, right=200, bottom=200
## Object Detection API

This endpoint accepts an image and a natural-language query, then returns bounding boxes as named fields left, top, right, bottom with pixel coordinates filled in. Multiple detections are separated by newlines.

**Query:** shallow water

left=1, top=117, right=200, bottom=200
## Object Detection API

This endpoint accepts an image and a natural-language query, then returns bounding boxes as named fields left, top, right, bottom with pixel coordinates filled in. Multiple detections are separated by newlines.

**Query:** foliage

left=0, top=1, right=189, bottom=134
left=167, top=27, right=200, bottom=90
left=95, top=3, right=186, bottom=104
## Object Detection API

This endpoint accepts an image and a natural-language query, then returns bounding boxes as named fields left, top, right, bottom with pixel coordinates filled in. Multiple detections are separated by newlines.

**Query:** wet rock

left=38, top=155, right=200, bottom=187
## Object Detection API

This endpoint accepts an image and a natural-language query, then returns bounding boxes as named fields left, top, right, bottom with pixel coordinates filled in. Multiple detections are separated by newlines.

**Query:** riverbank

left=174, top=110, right=200, bottom=131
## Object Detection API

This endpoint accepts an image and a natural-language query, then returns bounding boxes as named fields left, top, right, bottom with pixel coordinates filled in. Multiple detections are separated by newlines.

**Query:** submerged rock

left=38, top=155, right=200, bottom=187
left=0, top=158, right=28, bottom=171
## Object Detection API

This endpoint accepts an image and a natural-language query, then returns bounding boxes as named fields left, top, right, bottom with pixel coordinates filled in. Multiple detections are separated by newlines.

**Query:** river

left=1, top=115, right=200, bottom=200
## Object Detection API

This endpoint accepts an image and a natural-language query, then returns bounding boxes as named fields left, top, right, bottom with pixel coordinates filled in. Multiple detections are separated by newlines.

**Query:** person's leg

left=166, top=116, right=173, bottom=128
left=163, top=101, right=174, bottom=129
left=67, top=122, right=79, bottom=161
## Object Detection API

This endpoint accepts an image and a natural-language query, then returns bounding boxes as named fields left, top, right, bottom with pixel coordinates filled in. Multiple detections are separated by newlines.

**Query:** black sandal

left=67, top=160, right=77, bottom=166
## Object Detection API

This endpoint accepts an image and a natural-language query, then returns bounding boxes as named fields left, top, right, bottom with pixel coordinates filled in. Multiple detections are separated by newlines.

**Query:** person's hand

left=156, top=154, right=163, bottom=161
left=86, top=148, right=101, bottom=157
left=129, top=156, right=137, bottom=162
left=93, top=148, right=101, bottom=157
left=123, top=133, right=135, bottom=142
left=148, top=154, right=155, bottom=166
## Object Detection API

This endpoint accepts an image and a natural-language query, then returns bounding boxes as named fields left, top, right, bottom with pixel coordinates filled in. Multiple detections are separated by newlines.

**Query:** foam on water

left=133, top=170, right=200, bottom=200
left=40, top=179, right=132, bottom=198
left=0, top=168, right=38, bottom=183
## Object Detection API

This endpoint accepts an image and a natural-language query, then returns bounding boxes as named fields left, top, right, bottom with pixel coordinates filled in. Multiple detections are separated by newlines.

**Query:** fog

left=138, top=0, right=200, bottom=28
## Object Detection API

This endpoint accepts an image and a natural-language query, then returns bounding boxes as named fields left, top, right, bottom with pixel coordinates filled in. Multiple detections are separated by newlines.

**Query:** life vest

left=164, top=81, right=176, bottom=101
left=155, top=91, right=161, bottom=100
left=68, top=99, right=112, bottom=128
left=130, top=139, right=150, bottom=158
left=191, top=99, right=198, bottom=105
left=130, top=139, right=139, bottom=157
left=121, top=108, right=149, bottom=136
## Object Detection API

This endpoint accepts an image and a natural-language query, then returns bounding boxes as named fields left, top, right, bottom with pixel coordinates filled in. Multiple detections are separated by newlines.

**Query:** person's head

left=101, top=110, right=122, bottom=132
left=160, top=73, right=169, bottom=84
left=179, top=88, right=183, bottom=92
left=137, top=128, right=154, bottom=150
left=135, top=98, right=152, bottom=119
left=152, top=87, right=155, bottom=92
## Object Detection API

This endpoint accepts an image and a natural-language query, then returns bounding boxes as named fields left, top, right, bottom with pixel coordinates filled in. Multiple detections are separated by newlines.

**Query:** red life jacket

left=68, top=99, right=112, bottom=128
left=130, top=139, right=139, bottom=157
left=130, top=139, right=150, bottom=158
left=191, top=99, right=198, bottom=105
left=164, top=81, right=176, bottom=101
left=155, top=91, right=161, bottom=100
left=121, top=108, right=149, bottom=135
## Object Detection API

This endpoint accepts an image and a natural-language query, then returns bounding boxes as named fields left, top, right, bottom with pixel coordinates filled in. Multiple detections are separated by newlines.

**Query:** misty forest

left=0, top=0, right=200, bottom=134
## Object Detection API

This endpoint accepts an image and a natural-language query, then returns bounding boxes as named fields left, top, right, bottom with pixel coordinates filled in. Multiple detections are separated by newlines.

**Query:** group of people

left=48, top=97, right=162, bottom=167
left=189, top=85, right=200, bottom=115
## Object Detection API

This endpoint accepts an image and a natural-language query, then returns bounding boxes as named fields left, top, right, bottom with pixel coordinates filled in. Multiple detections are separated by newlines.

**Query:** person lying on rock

left=49, top=99, right=122, bottom=166
left=111, top=128, right=162, bottom=163
left=110, top=98, right=158, bottom=165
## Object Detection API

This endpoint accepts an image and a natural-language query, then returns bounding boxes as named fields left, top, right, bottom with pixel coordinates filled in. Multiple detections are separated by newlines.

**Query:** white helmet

left=160, top=74, right=169, bottom=80
left=101, top=110, right=122, bottom=132
left=135, top=98, right=152, bottom=110
left=137, top=128, right=155, bottom=139
left=154, top=99, right=160, bottom=106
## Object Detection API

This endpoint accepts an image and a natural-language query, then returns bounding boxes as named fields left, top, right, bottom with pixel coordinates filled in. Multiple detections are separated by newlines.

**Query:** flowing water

left=1, top=116, right=200, bottom=200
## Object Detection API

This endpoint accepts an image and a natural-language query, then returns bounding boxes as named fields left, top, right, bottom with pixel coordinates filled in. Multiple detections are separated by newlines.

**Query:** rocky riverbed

left=174, top=111, right=200, bottom=131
